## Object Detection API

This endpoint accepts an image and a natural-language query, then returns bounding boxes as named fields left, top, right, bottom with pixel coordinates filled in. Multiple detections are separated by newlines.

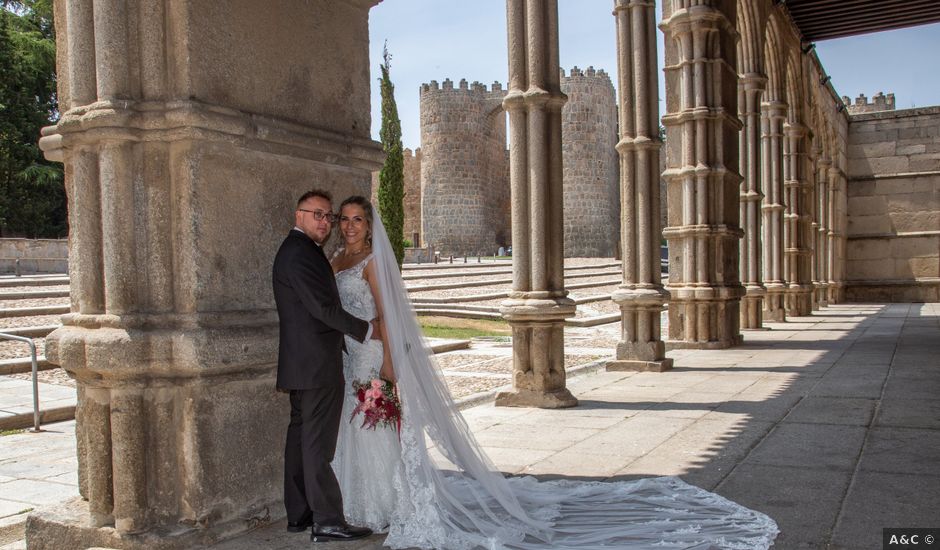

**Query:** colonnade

left=32, top=0, right=850, bottom=546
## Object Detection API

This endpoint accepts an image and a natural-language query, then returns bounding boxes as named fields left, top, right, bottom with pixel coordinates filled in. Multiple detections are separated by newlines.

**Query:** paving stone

left=874, top=397, right=940, bottom=430
left=857, top=427, right=940, bottom=476
left=745, top=423, right=867, bottom=471
left=782, top=396, right=877, bottom=426
left=830, top=471, right=940, bottom=550
left=715, top=464, right=852, bottom=549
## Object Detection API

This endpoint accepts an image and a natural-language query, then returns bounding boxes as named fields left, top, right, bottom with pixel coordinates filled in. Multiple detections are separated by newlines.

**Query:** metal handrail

left=0, top=332, right=41, bottom=431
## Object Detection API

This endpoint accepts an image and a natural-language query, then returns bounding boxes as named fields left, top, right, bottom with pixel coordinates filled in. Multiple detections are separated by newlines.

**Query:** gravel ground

left=0, top=314, right=64, bottom=329
left=0, top=337, right=45, bottom=360
left=0, top=297, right=70, bottom=309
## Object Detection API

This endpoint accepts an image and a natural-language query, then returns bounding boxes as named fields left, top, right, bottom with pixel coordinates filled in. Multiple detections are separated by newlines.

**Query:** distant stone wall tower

left=560, top=66, right=620, bottom=257
left=420, top=79, right=509, bottom=256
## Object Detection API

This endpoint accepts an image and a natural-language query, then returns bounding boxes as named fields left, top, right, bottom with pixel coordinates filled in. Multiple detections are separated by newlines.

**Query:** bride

left=330, top=195, right=778, bottom=549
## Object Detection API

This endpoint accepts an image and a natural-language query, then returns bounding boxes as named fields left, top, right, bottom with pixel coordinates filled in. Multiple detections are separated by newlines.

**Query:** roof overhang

left=784, top=0, right=940, bottom=41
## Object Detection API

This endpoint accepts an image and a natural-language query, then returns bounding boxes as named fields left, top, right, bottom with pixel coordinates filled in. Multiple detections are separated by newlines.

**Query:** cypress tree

left=377, top=42, right=405, bottom=267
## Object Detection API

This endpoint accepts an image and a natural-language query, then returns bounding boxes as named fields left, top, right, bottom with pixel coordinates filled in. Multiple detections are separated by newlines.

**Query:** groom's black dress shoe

left=310, top=522, right=372, bottom=542
left=286, top=518, right=313, bottom=533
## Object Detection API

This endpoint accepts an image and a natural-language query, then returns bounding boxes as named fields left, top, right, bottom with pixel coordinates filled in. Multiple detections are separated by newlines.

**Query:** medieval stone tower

left=560, top=66, right=620, bottom=257
left=418, top=68, right=619, bottom=257
left=419, top=79, right=509, bottom=256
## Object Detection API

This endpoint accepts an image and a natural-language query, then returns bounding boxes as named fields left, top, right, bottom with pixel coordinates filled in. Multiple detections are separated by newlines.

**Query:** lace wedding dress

left=332, top=220, right=779, bottom=549
left=333, top=254, right=407, bottom=532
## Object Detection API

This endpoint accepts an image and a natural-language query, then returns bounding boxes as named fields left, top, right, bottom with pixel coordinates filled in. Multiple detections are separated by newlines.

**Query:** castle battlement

left=842, top=91, right=896, bottom=115
left=560, top=65, right=610, bottom=82
left=421, top=79, right=505, bottom=95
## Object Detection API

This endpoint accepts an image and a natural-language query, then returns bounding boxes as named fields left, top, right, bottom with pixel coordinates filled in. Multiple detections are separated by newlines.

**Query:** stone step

left=400, top=262, right=622, bottom=281
left=411, top=303, right=501, bottom=313
left=427, top=339, right=472, bottom=354
left=0, top=305, right=70, bottom=318
left=0, top=404, right=76, bottom=431
left=0, top=325, right=58, bottom=338
left=0, top=290, right=70, bottom=300
left=0, top=356, right=54, bottom=376
left=415, top=309, right=504, bottom=321
left=406, top=269, right=622, bottom=293
left=0, top=276, right=69, bottom=288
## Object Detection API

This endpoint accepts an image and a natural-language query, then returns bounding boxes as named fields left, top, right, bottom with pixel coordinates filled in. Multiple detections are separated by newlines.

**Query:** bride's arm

left=363, top=258, right=396, bottom=383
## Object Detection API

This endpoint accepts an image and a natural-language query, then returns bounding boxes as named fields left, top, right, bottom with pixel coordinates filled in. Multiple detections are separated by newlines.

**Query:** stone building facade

left=419, top=79, right=509, bottom=256
left=560, top=67, right=620, bottom=257
left=845, top=95, right=940, bottom=302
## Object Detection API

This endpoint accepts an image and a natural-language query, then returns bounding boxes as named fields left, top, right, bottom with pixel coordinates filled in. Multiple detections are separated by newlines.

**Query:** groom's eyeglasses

left=298, top=208, right=336, bottom=223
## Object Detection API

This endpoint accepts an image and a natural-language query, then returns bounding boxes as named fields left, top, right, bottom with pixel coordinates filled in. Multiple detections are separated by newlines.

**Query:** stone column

left=816, top=155, right=831, bottom=306
left=739, top=74, right=767, bottom=329
left=761, top=101, right=787, bottom=322
left=783, top=123, right=813, bottom=316
left=34, top=1, right=383, bottom=547
left=808, top=149, right=820, bottom=312
left=497, top=0, right=577, bottom=408
left=661, top=0, right=744, bottom=349
left=828, top=166, right=847, bottom=303
left=607, top=0, right=672, bottom=372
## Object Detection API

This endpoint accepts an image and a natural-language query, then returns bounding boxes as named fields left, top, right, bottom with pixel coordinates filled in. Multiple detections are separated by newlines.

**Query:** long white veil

left=369, top=209, right=778, bottom=550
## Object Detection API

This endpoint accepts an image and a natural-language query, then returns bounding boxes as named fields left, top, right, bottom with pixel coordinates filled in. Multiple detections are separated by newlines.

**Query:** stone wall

left=371, top=147, right=422, bottom=246
left=420, top=79, right=509, bottom=256
left=845, top=105, right=940, bottom=302
left=0, top=238, right=68, bottom=274
left=560, top=67, right=620, bottom=257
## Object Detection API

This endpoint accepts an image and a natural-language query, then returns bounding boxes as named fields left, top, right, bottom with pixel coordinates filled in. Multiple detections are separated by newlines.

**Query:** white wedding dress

left=333, top=254, right=407, bottom=532
left=332, top=218, right=779, bottom=550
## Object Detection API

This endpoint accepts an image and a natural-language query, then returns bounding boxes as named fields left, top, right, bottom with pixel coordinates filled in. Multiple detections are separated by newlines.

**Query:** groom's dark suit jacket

left=273, top=229, right=369, bottom=390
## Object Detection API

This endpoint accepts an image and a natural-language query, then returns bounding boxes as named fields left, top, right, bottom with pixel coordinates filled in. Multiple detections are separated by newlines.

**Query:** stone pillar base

left=665, top=292, right=744, bottom=349
left=828, top=283, right=844, bottom=304
left=764, top=285, right=787, bottom=322
left=607, top=358, right=673, bottom=372
left=786, top=286, right=814, bottom=317
left=666, top=334, right=744, bottom=350
left=25, top=497, right=269, bottom=550
left=816, top=284, right=830, bottom=307
left=495, top=387, right=578, bottom=409
left=740, top=287, right=766, bottom=329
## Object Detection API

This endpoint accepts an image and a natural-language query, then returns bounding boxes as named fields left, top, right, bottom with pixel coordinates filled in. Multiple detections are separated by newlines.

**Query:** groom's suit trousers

left=284, top=385, right=346, bottom=525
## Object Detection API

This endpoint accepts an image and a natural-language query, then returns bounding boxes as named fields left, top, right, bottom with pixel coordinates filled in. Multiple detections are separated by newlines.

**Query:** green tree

left=0, top=0, right=65, bottom=238
left=376, top=42, right=405, bottom=267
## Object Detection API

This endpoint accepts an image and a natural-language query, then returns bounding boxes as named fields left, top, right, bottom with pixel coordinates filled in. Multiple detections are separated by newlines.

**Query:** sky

left=367, top=1, right=940, bottom=151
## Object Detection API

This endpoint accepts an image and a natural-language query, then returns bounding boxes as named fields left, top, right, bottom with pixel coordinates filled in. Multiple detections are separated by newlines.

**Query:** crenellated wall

left=844, top=92, right=896, bottom=115
left=560, top=66, right=620, bottom=257
left=419, top=79, right=509, bottom=256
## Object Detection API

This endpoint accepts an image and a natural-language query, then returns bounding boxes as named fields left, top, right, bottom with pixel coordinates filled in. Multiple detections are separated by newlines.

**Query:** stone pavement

left=0, top=379, right=76, bottom=432
left=1, top=303, right=938, bottom=549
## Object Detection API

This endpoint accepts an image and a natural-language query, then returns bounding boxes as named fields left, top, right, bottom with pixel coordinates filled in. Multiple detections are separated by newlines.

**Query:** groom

left=273, top=189, right=377, bottom=542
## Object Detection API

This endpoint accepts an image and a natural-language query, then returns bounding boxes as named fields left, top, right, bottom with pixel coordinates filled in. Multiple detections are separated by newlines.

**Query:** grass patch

left=1, top=428, right=26, bottom=437
left=419, top=316, right=511, bottom=340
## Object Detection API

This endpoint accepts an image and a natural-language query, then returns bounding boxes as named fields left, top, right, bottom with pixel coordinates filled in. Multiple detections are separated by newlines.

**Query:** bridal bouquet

left=350, top=378, right=401, bottom=431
